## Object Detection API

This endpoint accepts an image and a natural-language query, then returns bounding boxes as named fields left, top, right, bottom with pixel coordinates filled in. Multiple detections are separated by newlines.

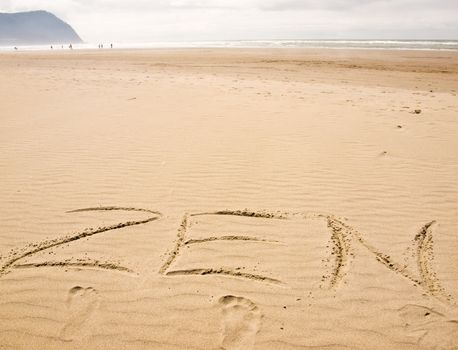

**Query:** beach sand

left=0, top=48, right=458, bottom=349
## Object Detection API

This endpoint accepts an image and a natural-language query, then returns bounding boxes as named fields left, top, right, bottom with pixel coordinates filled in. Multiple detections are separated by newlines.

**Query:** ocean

left=1, top=39, right=457, bottom=51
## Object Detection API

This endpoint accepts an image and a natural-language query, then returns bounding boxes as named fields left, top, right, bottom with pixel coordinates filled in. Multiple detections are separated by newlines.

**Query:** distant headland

left=0, top=10, right=82, bottom=45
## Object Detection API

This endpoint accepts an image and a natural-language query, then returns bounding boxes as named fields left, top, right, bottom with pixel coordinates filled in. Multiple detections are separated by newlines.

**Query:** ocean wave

left=1, top=40, right=457, bottom=52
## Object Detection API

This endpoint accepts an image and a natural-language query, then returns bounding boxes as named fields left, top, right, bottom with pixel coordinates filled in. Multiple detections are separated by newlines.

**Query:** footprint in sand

left=60, top=286, right=100, bottom=342
left=219, top=295, right=262, bottom=350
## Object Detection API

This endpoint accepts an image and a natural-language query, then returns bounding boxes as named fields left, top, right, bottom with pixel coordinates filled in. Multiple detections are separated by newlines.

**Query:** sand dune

left=0, top=49, right=457, bottom=349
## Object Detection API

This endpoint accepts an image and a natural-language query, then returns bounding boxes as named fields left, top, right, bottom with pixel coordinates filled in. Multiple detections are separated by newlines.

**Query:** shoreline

left=1, top=38, right=457, bottom=53
left=2, top=46, right=458, bottom=53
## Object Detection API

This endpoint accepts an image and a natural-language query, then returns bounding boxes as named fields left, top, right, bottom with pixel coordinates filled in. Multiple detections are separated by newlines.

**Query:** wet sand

left=0, top=48, right=458, bottom=349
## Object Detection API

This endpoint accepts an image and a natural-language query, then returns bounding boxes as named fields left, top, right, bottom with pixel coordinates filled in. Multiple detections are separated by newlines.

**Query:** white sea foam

left=1, top=39, right=457, bottom=52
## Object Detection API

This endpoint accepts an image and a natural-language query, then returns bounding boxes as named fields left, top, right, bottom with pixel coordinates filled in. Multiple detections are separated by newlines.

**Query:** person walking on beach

left=69, top=44, right=73, bottom=50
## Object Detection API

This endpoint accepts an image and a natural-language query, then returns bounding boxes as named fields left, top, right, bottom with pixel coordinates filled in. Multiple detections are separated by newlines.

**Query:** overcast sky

left=1, top=0, right=457, bottom=42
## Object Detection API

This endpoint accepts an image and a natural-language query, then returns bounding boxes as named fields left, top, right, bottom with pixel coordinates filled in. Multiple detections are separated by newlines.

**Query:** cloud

left=67, top=0, right=242, bottom=12
left=257, top=0, right=387, bottom=11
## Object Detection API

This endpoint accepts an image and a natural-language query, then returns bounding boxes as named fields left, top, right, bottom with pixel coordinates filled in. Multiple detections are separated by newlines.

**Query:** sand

left=0, top=48, right=458, bottom=349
